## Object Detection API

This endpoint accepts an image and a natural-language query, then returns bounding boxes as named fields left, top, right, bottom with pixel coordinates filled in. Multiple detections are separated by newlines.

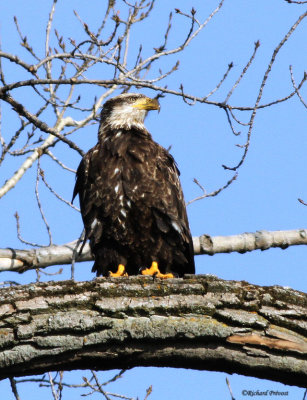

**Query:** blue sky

left=0, top=0, right=306, bottom=398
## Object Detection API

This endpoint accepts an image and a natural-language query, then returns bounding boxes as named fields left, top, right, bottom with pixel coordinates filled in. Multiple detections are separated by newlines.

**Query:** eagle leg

left=109, top=264, right=128, bottom=277
left=141, top=261, right=174, bottom=279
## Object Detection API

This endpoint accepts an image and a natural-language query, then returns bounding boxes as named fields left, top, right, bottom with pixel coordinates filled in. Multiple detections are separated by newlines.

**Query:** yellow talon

left=141, top=261, right=174, bottom=279
left=109, top=264, right=128, bottom=277
left=141, top=261, right=159, bottom=276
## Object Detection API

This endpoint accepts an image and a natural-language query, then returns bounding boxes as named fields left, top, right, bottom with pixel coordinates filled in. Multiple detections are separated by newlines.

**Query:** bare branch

left=289, top=66, right=307, bottom=108
left=204, top=62, right=233, bottom=100
left=284, top=0, right=307, bottom=3
left=1, top=74, right=305, bottom=113
left=187, top=173, right=238, bottom=205
left=9, top=377, right=21, bottom=400
left=223, top=11, right=307, bottom=171
left=13, top=16, right=40, bottom=61
left=14, top=211, right=42, bottom=248
left=193, top=229, right=307, bottom=256
left=48, top=372, right=60, bottom=400
left=0, top=229, right=306, bottom=273
left=39, top=168, right=80, bottom=212
left=224, top=40, right=260, bottom=103
left=36, top=160, right=53, bottom=246
left=0, top=101, right=49, bottom=166
left=0, top=92, right=85, bottom=199
left=226, top=378, right=236, bottom=400
left=127, top=0, right=226, bottom=78
left=44, top=149, right=76, bottom=173
left=0, top=93, right=84, bottom=153
left=223, top=107, right=241, bottom=136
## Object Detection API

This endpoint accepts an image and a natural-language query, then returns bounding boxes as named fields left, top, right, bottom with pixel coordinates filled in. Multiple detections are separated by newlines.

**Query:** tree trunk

left=0, top=275, right=306, bottom=387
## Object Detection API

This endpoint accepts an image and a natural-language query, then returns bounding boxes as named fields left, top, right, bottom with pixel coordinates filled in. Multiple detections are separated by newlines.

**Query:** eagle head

left=100, top=93, right=160, bottom=131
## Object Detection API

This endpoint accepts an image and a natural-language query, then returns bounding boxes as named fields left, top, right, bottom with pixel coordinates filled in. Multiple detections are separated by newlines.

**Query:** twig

left=226, top=377, right=236, bottom=400
left=101, top=369, right=126, bottom=386
left=36, top=160, right=53, bottom=245
left=204, top=62, right=233, bottom=100
left=45, top=0, right=57, bottom=87
left=14, top=211, right=42, bottom=247
left=153, top=12, right=173, bottom=53
left=48, top=372, right=59, bottom=400
left=298, top=198, right=307, bottom=206
left=225, top=41, right=260, bottom=103
left=289, top=66, right=307, bottom=108
left=285, top=0, right=307, bottom=3
left=227, top=107, right=250, bottom=127
left=224, top=106, right=241, bottom=136
left=223, top=11, right=307, bottom=171
left=92, top=371, right=113, bottom=400
left=187, top=173, right=238, bottom=205
left=37, top=267, right=63, bottom=277
left=0, top=281, right=20, bottom=287
left=144, top=385, right=153, bottom=400
left=71, top=230, right=86, bottom=280
left=13, top=16, right=40, bottom=61
left=40, top=167, right=80, bottom=211
left=128, top=0, right=226, bottom=78
left=9, top=377, right=21, bottom=400
left=44, top=149, right=76, bottom=173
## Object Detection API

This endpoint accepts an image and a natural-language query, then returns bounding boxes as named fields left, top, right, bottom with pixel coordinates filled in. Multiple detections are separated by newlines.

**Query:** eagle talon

left=109, top=264, right=128, bottom=277
left=141, top=261, right=174, bottom=279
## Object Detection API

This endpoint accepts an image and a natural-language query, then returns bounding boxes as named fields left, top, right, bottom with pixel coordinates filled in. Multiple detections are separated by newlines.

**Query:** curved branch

left=1, top=75, right=305, bottom=112
left=0, top=276, right=306, bottom=387
left=0, top=229, right=306, bottom=273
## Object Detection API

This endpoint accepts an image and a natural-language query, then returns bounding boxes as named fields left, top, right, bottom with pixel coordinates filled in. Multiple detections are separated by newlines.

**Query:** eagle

left=73, top=93, right=195, bottom=278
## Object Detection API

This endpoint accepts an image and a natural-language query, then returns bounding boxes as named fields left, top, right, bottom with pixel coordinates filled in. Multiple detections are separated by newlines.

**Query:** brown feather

left=73, top=94, right=195, bottom=277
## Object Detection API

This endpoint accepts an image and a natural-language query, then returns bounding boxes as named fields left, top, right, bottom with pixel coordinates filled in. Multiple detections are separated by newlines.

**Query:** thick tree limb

left=0, top=229, right=306, bottom=273
left=0, top=275, right=306, bottom=386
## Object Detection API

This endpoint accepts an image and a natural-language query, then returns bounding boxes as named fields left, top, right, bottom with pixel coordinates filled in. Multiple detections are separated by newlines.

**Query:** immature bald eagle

left=73, top=93, right=195, bottom=278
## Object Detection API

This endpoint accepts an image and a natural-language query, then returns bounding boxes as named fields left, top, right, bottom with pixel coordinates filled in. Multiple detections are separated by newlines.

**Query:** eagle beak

left=132, top=97, right=160, bottom=112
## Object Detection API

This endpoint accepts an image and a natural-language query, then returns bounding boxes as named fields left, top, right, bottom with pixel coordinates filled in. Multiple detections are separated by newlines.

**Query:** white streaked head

left=99, top=93, right=160, bottom=132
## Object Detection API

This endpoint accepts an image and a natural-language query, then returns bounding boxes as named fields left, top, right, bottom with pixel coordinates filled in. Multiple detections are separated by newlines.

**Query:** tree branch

left=0, top=276, right=306, bottom=387
left=0, top=229, right=306, bottom=273
left=193, top=229, right=307, bottom=255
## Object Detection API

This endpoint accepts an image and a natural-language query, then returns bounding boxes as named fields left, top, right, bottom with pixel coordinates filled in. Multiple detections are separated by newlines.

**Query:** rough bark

left=0, top=229, right=306, bottom=272
left=0, top=275, right=306, bottom=387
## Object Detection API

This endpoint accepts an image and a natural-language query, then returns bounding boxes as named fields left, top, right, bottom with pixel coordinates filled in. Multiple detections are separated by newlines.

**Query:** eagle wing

left=121, top=136, right=194, bottom=274
left=72, top=144, right=104, bottom=243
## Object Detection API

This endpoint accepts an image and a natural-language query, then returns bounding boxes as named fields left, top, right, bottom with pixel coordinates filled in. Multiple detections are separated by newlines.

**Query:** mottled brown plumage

left=73, top=93, right=195, bottom=277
